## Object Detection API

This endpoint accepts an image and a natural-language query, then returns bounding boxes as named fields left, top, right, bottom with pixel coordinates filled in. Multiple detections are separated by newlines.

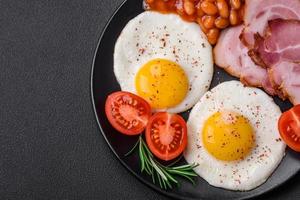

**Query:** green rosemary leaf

left=165, top=178, right=172, bottom=189
left=168, top=169, right=198, bottom=177
left=177, top=173, right=196, bottom=185
left=143, top=164, right=151, bottom=175
left=144, top=160, right=152, bottom=175
left=125, top=136, right=199, bottom=190
left=140, top=145, right=151, bottom=174
left=161, top=177, right=167, bottom=190
left=151, top=168, right=156, bottom=184
left=162, top=170, right=178, bottom=184
left=156, top=171, right=163, bottom=189
left=150, top=158, right=168, bottom=181
left=166, top=154, right=183, bottom=167
left=124, top=139, right=140, bottom=157
left=170, top=164, right=195, bottom=170
left=139, top=139, right=145, bottom=172
left=156, top=164, right=178, bottom=184
left=170, top=163, right=199, bottom=171
left=141, top=138, right=153, bottom=157
left=141, top=148, right=152, bottom=167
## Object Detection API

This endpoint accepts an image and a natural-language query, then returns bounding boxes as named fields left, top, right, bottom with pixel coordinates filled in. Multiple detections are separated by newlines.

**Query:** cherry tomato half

left=278, top=104, right=300, bottom=152
left=105, top=91, right=152, bottom=135
left=145, top=112, right=187, bottom=161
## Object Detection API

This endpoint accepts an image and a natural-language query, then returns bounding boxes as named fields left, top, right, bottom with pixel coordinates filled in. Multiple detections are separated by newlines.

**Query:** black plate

left=91, top=0, right=300, bottom=199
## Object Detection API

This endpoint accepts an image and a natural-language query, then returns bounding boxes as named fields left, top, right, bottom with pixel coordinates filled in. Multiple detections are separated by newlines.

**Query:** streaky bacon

left=249, top=19, right=300, bottom=104
left=214, top=25, right=275, bottom=95
left=250, top=19, right=300, bottom=67
left=241, top=0, right=300, bottom=48
left=269, top=61, right=300, bottom=104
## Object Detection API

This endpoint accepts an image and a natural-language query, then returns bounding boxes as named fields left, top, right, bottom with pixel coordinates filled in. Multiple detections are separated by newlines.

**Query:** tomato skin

left=278, top=105, right=300, bottom=152
left=105, top=91, right=152, bottom=135
left=145, top=112, right=187, bottom=161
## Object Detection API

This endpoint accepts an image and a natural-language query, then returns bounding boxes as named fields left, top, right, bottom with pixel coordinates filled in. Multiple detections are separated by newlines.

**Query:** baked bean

left=184, top=0, right=195, bottom=15
left=216, top=0, right=229, bottom=18
left=203, top=15, right=216, bottom=29
left=144, top=0, right=245, bottom=45
left=201, top=1, right=218, bottom=15
left=206, top=28, right=220, bottom=45
left=196, top=3, right=205, bottom=17
left=229, top=9, right=239, bottom=25
left=215, top=17, right=229, bottom=28
left=196, top=17, right=208, bottom=33
left=230, top=0, right=241, bottom=10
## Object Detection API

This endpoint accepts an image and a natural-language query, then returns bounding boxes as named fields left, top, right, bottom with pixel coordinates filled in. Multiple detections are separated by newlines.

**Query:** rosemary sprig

left=125, top=136, right=199, bottom=190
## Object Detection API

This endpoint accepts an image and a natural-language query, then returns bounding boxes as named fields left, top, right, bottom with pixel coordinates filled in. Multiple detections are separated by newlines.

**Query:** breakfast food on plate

left=114, top=11, right=213, bottom=113
left=145, top=112, right=187, bottom=161
left=213, top=25, right=275, bottom=95
left=278, top=105, right=300, bottom=152
left=241, top=0, right=300, bottom=48
left=249, top=19, right=300, bottom=104
left=103, top=0, right=300, bottom=192
left=105, top=91, right=152, bottom=135
left=184, top=81, right=286, bottom=190
left=144, top=0, right=245, bottom=45
left=214, top=0, right=300, bottom=104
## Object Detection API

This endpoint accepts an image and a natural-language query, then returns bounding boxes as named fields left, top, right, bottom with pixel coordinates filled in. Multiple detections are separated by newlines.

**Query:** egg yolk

left=135, top=59, right=189, bottom=109
left=202, top=111, right=255, bottom=161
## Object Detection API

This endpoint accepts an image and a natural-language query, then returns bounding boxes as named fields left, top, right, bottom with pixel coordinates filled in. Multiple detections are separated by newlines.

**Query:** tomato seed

left=127, top=123, right=133, bottom=129
left=128, top=99, right=133, bottom=105
left=117, top=97, right=123, bottom=104
left=153, top=123, right=159, bottom=128
left=174, top=123, right=181, bottom=128
left=131, top=121, right=137, bottom=127
left=157, top=120, right=164, bottom=125
left=112, top=107, right=119, bottom=112
left=133, top=100, right=138, bottom=106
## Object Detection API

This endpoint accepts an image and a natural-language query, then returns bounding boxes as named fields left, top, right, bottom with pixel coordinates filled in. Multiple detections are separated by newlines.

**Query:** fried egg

left=114, top=11, right=213, bottom=113
left=184, top=81, right=286, bottom=191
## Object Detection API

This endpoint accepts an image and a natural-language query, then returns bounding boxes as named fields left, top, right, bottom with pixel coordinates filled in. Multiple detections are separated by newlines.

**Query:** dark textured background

left=1, top=0, right=300, bottom=199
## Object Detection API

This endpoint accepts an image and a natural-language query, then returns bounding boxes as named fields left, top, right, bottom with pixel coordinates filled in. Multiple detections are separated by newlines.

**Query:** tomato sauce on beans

left=144, top=0, right=245, bottom=45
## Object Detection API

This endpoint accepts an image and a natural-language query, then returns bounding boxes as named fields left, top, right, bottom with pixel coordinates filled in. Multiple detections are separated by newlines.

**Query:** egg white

left=184, top=80, right=286, bottom=191
left=114, top=11, right=213, bottom=113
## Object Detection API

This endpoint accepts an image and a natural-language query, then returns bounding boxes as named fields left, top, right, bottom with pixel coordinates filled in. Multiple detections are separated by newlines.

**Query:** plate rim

left=90, top=0, right=299, bottom=199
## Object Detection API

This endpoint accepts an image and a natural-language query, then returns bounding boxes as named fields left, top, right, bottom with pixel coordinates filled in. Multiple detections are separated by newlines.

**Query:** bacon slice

left=269, top=62, right=300, bottom=104
left=214, top=25, right=275, bottom=95
left=242, top=0, right=300, bottom=48
left=249, top=19, right=300, bottom=104
left=250, top=19, right=300, bottom=67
